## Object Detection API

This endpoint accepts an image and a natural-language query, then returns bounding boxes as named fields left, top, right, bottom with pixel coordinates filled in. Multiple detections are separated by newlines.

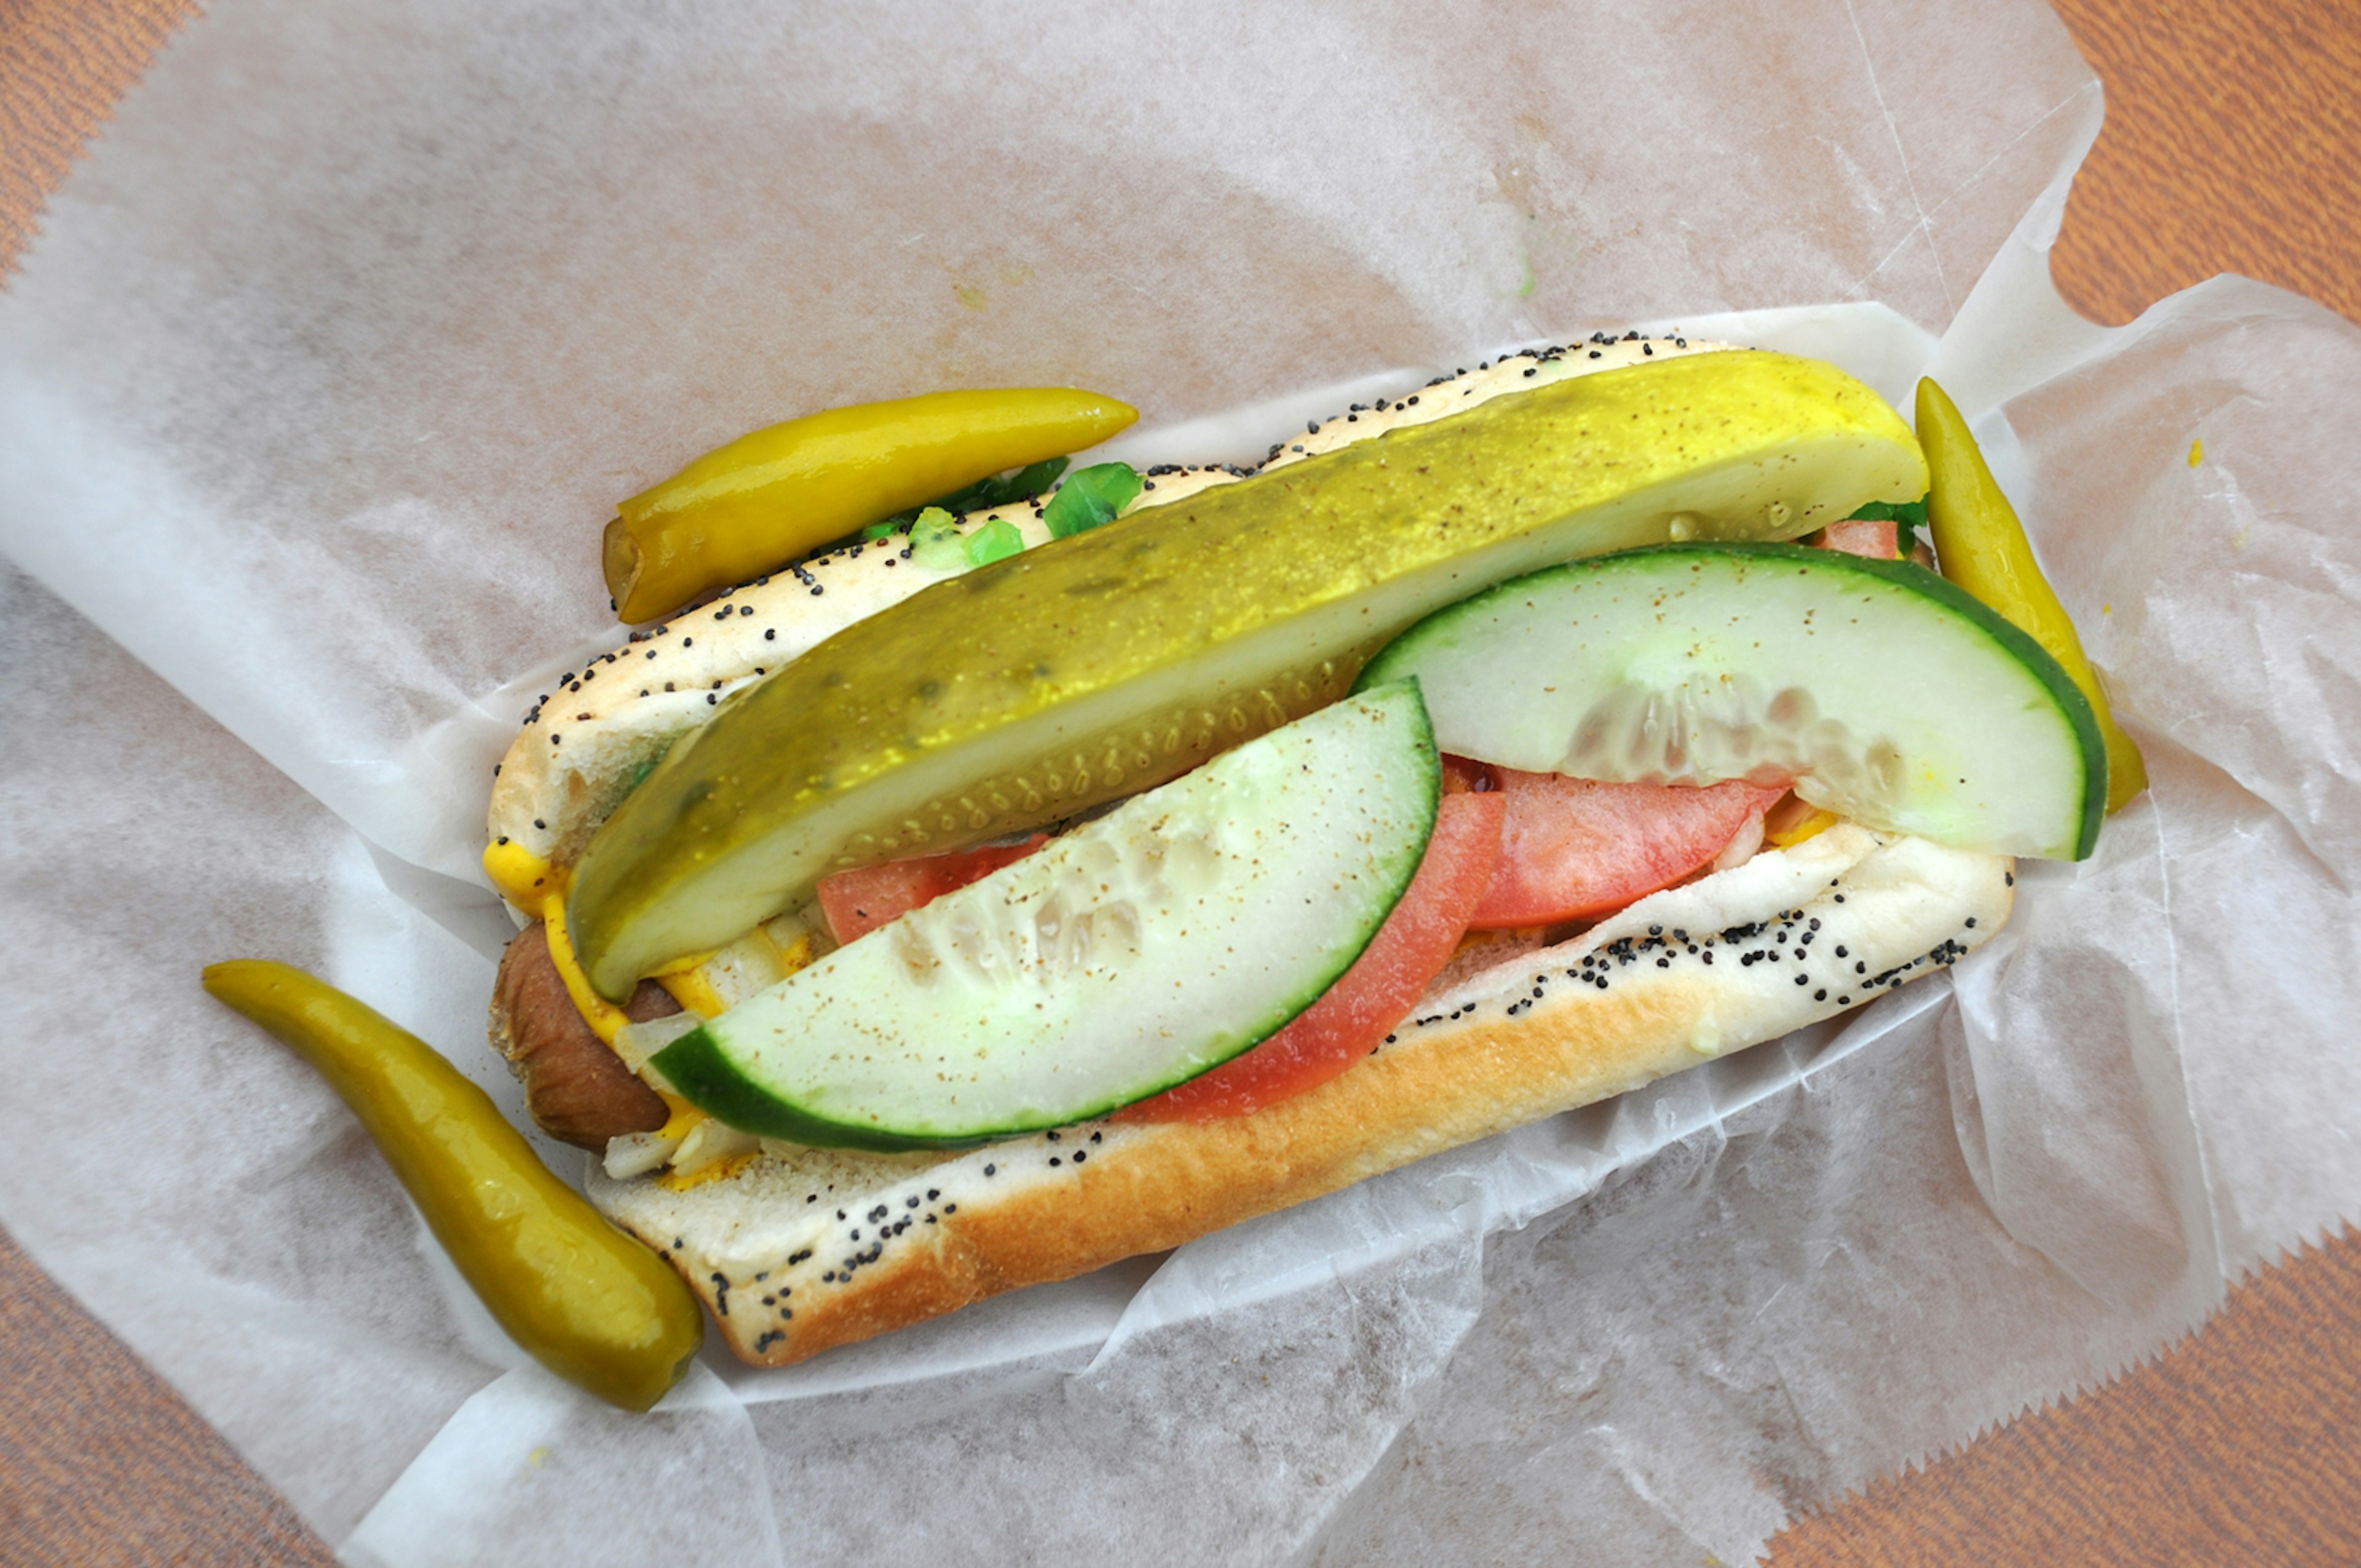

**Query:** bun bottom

left=583, top=825, right=2012, bottom=1365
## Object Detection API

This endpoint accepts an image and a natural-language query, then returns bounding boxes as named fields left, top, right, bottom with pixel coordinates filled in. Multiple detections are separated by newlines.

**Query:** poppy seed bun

left=576, top=824, right=2009, bottom=1366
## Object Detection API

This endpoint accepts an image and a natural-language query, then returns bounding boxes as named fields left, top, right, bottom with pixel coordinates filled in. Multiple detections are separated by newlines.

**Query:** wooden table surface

left=3, top=2, right=2358, bottom=1562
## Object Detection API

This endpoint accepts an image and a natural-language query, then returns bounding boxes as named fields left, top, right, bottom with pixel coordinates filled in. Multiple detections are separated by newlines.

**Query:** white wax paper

left=2, top=1, right=2357, bottom=1562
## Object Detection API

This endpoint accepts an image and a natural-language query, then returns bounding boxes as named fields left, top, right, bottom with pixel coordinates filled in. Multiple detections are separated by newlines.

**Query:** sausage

left=489, top=924, right=678, bottom=1149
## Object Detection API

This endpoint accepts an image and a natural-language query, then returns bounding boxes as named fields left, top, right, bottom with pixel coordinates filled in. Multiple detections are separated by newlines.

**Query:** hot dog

left=481, top=336, right=2089, bottom=1365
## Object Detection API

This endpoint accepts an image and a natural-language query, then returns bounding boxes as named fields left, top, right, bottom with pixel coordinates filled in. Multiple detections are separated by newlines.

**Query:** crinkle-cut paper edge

left=1754, top=1218, right=2361, bottom=1562
left=0, top=0, right=201, bottom=277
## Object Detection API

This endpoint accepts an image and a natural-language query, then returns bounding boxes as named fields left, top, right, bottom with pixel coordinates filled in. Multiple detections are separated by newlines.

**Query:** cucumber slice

left=569, top=350, right=1926, bottom=997
left=1358, top=543, right=2105, bottom=859
left=652, top=682, right=1439, bottom=1149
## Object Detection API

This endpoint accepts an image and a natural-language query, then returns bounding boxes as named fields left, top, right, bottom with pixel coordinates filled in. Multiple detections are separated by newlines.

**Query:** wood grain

left=1766, top=1232, right=2361, bottom=1566
left=0, top=0, right=192, bottom=279
left=2047, top=0, right=2361, bottom=327
left=0, top=1226, right=331, bottom=1567
left=1, top=2, right=2357, bottom=1564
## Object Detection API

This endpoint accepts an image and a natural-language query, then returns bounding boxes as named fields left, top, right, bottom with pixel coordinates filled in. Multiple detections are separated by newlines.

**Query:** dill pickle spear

left=569, top=350, right=1927, bottom=998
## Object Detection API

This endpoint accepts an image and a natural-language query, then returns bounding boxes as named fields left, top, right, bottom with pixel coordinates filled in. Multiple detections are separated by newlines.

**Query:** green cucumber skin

left=654, top=1023, right=1001, bottom=1152
left=654, top=682, right=1440, bottom=1149
left=1359, top=542, right=2106, bottom=861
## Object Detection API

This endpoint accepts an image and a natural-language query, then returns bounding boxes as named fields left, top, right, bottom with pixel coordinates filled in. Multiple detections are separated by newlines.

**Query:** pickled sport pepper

left=202, top=960, right=704, bottom=1411
left=1916, top=377, right=2148, bottom=813
left=604, top=387, right=1137, bottom=622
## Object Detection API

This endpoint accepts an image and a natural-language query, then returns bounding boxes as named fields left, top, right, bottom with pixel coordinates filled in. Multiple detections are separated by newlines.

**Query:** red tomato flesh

left=1467, top=770, right=1786, bottom=929
left=1121, top=789, right=1507, bottom=1123
left=823, top=755, right=1777, bottom=1123
left=1818, top=518, right=1899, bottom=558
left=817, top=835, right=1047, bottom=945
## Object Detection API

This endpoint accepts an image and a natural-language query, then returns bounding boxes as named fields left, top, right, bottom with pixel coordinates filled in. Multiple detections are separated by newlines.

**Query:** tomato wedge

left=1467, top=771, right=1786, bottom=929
left=1121, top=789, right=1506, bottom=1123
left=1817, top=518, right=1899, bottom=558
left=817, top=835, right=1048, bottom=944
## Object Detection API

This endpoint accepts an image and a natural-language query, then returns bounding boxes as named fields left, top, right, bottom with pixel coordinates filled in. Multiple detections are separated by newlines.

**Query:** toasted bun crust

left=486, top=336, right=1730, bottom=876
left=576, top=825, right=2011, bottom=1365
